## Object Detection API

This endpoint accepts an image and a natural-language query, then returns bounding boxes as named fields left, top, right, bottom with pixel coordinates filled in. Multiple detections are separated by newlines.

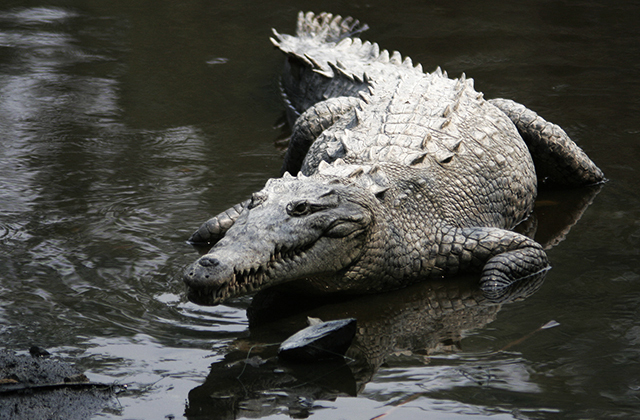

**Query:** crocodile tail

left=270, top=12, right=373, bottom=120
left=272, top=12, right=369, bottom=46
left=295, top=11, right=368, bottom=43
left=296, top=11, right=369, bottom=42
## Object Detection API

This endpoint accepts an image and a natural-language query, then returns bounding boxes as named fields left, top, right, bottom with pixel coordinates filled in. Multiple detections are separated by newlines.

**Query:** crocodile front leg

left=489, top=98, right=605, bottom=187
left=281, top=96, right=361, bottom=175
left=443, top=226, right=550, bottom=301
left=188, top=199, right=250, bottom=246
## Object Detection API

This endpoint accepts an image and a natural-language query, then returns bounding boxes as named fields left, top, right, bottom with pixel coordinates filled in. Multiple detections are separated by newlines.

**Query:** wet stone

left=278, top=318, right=357, bottom=362
left=0, top=349, right=117, bottom=420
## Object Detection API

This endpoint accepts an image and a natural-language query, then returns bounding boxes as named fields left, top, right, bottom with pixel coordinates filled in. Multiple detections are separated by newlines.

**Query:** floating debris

left=206, top=57, right=229, bottom=65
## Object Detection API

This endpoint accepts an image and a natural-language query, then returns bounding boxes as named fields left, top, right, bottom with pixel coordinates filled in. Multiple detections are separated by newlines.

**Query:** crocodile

left=183, top=12, right=604, bottom=306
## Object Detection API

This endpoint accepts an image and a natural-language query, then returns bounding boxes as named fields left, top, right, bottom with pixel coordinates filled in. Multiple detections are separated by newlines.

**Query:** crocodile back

left=273, top=12, right=537, bottom=230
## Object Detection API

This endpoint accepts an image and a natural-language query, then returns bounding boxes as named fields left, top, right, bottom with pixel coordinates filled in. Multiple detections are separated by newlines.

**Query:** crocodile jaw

left=183, top=178, right=373, bottom=305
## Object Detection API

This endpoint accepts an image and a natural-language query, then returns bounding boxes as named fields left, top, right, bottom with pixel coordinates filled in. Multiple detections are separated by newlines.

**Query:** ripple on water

left=80, top=333, right=216, bottom=415
left=364, top=352, right=542, bottom=408
left=0, top=185, right=36, bottom=244
left=153, top=292, right=248, bottom=336
left=96, top=192, right=160, bottom=233
left=0, top=7, right=79, bottom=25
left=0, top=222, right=17, bottom=242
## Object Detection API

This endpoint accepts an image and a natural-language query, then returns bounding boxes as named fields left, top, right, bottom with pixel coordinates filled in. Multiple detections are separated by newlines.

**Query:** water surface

left=1, top=1, right=639, bottom=419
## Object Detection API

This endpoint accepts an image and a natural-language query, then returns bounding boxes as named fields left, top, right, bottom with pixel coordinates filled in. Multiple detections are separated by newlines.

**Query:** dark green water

left=0, top=1, right=638, bottom=419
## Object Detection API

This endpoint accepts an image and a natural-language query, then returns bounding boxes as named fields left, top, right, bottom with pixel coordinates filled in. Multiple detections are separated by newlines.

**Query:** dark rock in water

left=278, top=318, right=357, bottom=362
left=28, top=346, right=51, bottom=358
left=1, top=349, right=79, bottom=386
left=0, top=349, right=117, bottom=420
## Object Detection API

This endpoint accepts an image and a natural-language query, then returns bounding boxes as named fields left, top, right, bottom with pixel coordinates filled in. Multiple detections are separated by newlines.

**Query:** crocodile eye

left=286, top=200, right=311, bottom=217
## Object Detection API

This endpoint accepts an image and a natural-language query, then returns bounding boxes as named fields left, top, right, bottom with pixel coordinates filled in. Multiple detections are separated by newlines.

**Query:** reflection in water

left=527, top=184, right=603, bottom=250
left=0, top=6, right=214, bottom=345
left=183, top=174, right=602, bottom=420
left=186, top=273, right=546, bottom=419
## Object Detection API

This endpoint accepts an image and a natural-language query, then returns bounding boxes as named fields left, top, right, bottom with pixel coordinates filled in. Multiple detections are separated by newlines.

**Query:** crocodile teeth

left=220, top=241, right=316, bottom=303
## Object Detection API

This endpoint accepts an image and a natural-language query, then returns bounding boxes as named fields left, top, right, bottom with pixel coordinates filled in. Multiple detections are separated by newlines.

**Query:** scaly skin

left=184, top=12, right=603, bottom=305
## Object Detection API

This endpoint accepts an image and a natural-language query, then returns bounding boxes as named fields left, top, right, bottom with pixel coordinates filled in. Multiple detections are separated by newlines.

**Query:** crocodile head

left=183, top=175, right=375, bottom=305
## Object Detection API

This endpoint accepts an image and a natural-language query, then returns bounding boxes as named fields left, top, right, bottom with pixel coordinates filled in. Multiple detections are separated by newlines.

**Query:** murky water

left=1, top=1, right=639, bottom=419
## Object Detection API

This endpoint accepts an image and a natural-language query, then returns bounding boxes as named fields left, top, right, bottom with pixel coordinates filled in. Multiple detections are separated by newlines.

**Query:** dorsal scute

left=316, top=159, right=391, bottom=197
left=336, top=37, right=353, bottom=50
left=390, top=51, right=402, bottom=65
left=274, top=12, right=427, bottom=104
left=377, top=49, right=390, bottom=63
left=295, top=11, right=366, bottom=42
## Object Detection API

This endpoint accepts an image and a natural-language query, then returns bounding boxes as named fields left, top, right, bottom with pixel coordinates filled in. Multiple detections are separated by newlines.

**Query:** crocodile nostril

left=199, top=257, right=220, bottom=268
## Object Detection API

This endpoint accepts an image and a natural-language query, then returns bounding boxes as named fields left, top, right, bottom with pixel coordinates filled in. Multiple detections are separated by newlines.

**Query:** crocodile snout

left=198, top=256, right=219, bottom=268
left=183, top=256, right=231, bottom=288
left=183, top=255, right=238, bottom=305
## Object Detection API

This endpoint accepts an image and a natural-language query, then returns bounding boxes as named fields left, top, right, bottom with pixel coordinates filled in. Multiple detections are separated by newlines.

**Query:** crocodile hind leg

left=446, top=226, right=550, bottom=302
left=280, top=96, right=361, bottom=176
left=489, top=98, right=605, bottom=187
